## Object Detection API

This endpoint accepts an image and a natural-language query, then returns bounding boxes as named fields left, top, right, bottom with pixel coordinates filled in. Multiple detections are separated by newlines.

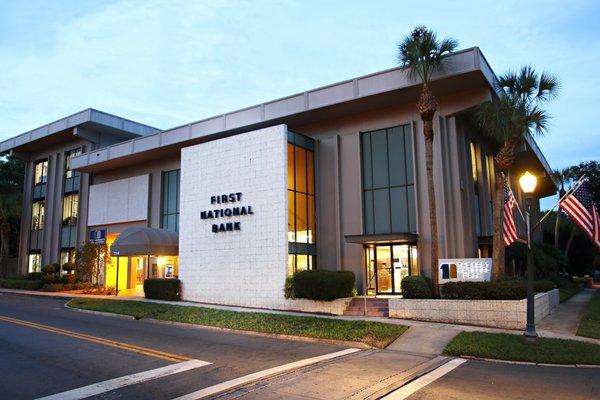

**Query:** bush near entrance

left=0, top=278, right=43, bottom=290
left=143, top=278, right=181, bottom=301
left=291, top=270, right=355, bottom=301
left=401, top=276, right=433, bottom=299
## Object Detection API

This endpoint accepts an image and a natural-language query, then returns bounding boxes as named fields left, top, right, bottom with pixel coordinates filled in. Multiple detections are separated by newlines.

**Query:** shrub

left=292, top=270, right=355, bottom=301
left=62, top=262, right=75, bottom=274
left=25, top=272, right=44, bottom=280
left=441, top=281, right=527, bottom=300
left=284, top=277, right=295, bottom=299
left=401, top=276, right=433, bottom=299
left=81, top=286, right=116, bottom=295
left=144, top=279, right=181, bottom=301
left=41, top=264, right=57, bottom=274
left=534, top=280, right=557, bottom=292
left=42, top=275, right=57, bottom=284
left=0, top=279, right=43, bottom=290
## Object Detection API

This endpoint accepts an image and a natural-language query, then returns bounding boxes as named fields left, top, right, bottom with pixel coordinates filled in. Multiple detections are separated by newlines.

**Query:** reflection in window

left=31, top=201, right=45, bottom=230
left=470, top=141, right=481, bottom=236
left=288, top=131, right=316, bottom=275
left=162, top=169, right=180, bottom=232
left=485, top=154, right=494, bottom=228
left=34, top=159, right=48, bottom=185
left=62, top=193, right=79, bottom=226
left=60, top=248, right=75, bottom=266
left=28, top=253, right=41, bottom=273
left=361, top=125, right=416, bottom=235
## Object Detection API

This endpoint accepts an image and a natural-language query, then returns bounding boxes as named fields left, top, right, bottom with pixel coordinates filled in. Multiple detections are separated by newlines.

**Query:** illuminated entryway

left=365, top=244, right=418, bottom=295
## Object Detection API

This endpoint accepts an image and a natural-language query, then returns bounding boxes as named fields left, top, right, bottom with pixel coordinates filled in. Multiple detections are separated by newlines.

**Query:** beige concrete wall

left=294, top=86, right=493, bottom=289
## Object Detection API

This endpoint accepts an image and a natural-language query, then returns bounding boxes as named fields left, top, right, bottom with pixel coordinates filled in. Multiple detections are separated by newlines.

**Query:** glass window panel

left=387, top=127, right=406, bottom=187
left=287, top=254, right=296, bottom=276
left=287, top=143, right=295, bottom=190
left=393, top=245, right=410, bottom=292
left=407, top=185, right=416, bottom=233
left=307, top=151, right=314, bottom=195
left=288, top=190, right=296, bottom=242
left=474, top=194, right=481, bottom=236
left=404, top=126, right=414, bottom=185
left=295, top=192, right=308, bottom=243
left=28, top=254, right=41, bottom=273
left=375, top=246, right=392, bottom=293
left=296, top=254, right=309, bottom=272
left=371, top=130, right=389, bottom=189
left=361, top=133, right=372, bottom=190
left=31, top=201, right=45, bottom=230
left=390, top=186, right=408, bottom=233
left=470, top=141, right=478, bottom=182
left=307, top=195, right=315, bottom=244
left=167, top=172, right=178, bottom=214
left=373, top=188, right=391, bottom=234
left=410, top=245, right=419, bottom=275
left=363, top=191, right=374, bottom=234
left=295, top=146, right=307, bottom=193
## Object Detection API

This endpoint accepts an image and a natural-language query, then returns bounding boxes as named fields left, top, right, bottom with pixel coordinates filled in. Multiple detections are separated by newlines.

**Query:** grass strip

left=444, top=331, right=600, bottom=365
left=559, top=283, right=583, bottom=303
left=577, top=290, right=600, bottom=339
left=68, top=298, right=407, bottom=348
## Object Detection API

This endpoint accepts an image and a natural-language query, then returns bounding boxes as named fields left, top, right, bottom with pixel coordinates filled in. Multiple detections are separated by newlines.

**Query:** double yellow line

left=0, top=315, right=191, bottom=363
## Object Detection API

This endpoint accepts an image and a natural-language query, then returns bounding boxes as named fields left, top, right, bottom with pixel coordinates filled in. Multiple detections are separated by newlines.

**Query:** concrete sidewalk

left=538, top=289, right=596, bottom=336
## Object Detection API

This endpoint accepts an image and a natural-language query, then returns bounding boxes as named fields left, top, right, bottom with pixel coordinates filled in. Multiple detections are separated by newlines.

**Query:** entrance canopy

left=109, top=227, right=178, bottom=257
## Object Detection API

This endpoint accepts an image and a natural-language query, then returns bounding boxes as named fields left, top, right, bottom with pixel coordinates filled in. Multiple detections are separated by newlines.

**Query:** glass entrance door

left=366, top=244, right=417, bottom=295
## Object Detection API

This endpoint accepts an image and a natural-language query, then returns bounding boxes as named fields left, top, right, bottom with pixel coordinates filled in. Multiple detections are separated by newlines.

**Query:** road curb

left=460, top=355, right=600, bottom=368
left=64, top=301, right=374, bottom=349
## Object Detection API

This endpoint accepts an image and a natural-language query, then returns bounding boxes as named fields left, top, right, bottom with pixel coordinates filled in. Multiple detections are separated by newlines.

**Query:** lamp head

left=519, top=171, right=537, bottom=194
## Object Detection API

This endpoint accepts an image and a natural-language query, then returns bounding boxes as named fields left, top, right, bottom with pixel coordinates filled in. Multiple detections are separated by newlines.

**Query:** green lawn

left=444, top=331, right=600, bottom=365
left=68, top=298, right=407, bottom=348
left=559, top=282, right=583, bottom=303
left=577, top=290, right=600, bottom=339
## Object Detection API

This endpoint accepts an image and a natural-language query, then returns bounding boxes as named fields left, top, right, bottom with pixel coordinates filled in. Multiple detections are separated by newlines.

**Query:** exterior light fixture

left=519, top=171, right=537, bottom=194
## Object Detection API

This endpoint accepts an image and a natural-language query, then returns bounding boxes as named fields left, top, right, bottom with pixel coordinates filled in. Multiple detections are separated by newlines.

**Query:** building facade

left=1, top=47, right=556, bottom=306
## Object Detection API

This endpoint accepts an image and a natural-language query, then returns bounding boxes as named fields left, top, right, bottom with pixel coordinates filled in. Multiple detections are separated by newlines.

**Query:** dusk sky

left=2, top=0, right=599, bottom=202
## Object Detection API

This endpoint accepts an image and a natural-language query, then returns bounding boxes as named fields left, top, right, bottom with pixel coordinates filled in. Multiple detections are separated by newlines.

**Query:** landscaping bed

left=68, top=298, right=407, bottom=348
left=444, top=331, right=600, bottom=365
left=577, top=290, right=600, bottom=339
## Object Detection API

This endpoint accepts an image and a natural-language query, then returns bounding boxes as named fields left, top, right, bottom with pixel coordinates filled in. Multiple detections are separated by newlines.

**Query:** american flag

left=503, top=181, right=518, bottom=246
left=561, top=181, right=600, bottom=250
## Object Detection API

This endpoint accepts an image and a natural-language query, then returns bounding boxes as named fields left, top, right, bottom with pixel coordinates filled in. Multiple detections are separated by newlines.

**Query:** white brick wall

left=178, top=125, right=289, bottom=308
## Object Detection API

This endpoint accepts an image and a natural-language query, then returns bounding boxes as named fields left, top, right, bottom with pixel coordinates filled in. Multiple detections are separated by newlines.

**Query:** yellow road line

left=0, top=315, right=191, bottom=363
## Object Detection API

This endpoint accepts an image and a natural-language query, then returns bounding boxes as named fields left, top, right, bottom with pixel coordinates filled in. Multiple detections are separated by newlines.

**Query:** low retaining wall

left=389, top=289, right=560, bottom=330
left=278, top=297, right=353, bottom=315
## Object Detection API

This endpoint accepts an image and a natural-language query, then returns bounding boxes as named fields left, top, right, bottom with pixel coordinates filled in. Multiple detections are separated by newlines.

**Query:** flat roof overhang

left=72, top=47, right=498, bottom=173
left=0, top=109, right=161, bottom=155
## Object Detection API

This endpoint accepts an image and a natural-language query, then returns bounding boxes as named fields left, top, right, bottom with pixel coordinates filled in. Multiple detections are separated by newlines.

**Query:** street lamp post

left=519, top=171, right=538, bottom=340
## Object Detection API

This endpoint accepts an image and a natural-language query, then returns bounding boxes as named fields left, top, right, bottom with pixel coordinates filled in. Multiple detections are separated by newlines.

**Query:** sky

left=1, top=0, right=599, bottom=198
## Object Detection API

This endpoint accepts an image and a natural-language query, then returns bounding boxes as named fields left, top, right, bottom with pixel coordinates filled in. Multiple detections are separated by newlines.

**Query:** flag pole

left=533, top=175, right=586, bottom=230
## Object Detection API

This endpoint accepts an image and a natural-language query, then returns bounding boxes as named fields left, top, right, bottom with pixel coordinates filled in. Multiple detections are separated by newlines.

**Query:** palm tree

left=398, top=26, right=458, bottom=293
left=477, top=66, right=559, bottom=280
left=551, top=167, right=574, bottom=249
left=0, top=156, right=24, bottom=277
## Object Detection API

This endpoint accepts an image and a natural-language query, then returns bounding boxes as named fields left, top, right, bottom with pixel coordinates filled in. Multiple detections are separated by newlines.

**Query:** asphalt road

left=1, top=293, right=599, bottom=400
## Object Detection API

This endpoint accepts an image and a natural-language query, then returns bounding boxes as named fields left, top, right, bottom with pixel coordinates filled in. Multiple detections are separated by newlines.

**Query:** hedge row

left=401, top=276, right=433, bottom=299
left=144, top=279, right=181, bottom=301
left=0, top=279, right=43, bottom=291
left=441, top=279, right=557, bottom=300
left=287, top=270, right=355, bottom=301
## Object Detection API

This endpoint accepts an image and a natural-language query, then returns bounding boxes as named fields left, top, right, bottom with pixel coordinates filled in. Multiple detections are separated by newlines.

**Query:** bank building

left=1, top=47, right=556, bottom=309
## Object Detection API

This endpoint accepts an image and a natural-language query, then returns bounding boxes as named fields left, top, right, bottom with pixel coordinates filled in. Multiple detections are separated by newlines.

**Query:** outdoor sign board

left=438, top=258, right=492, bottom=283
left=89, top=229, right=107, bottom=244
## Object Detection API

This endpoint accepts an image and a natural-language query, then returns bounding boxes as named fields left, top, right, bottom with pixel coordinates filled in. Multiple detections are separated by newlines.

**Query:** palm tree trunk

left=423, top=120, right=439, bottom=295
left=554, top=209, right=561, bottom=249
left=564, top=226, right=576, bottom=257
left=491, top=171, right=505, bottom=280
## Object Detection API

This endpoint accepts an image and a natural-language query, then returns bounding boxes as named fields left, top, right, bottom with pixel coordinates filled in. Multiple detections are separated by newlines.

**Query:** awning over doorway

left=345, top=233, right=418, bottom=245
left=109, top=227, right=179, bottom=257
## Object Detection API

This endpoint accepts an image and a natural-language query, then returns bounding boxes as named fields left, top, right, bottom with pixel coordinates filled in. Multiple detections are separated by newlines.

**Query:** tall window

left=28, top=253, right=41, bottom=273
left=31, top=201, right=45, bottom=230
left=485, top=154, right=494, bottom=228
left=62, top=193, right=79, bottom=226
left=34, top=159, right=48, bottom=185
left=162, top=169, right=180, bottom=232
left=469, top=141, right=482, bottom=236
left=361, top=125, right=416, bottom=234
left=288, top=131, right=316, bottom=275
left=64, top=148, right=82, bottom=179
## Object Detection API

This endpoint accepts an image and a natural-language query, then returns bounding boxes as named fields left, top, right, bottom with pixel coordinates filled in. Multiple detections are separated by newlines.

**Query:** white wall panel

left=88, top=174, right=149, bottom=226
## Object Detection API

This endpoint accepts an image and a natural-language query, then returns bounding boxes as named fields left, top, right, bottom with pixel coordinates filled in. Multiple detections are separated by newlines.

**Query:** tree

left=75, top=241, right=110, bottom=285
left=476, top=66, right=559, bottom=280
left=0, top=155, right=24, bottom=277
left=398, top=26, right=458, bottom=294
left=570, top=161, right=600, bottom=204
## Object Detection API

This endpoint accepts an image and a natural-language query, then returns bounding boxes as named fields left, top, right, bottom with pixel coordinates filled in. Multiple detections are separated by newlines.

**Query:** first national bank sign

left=200, top=192, right=254, bottom=233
